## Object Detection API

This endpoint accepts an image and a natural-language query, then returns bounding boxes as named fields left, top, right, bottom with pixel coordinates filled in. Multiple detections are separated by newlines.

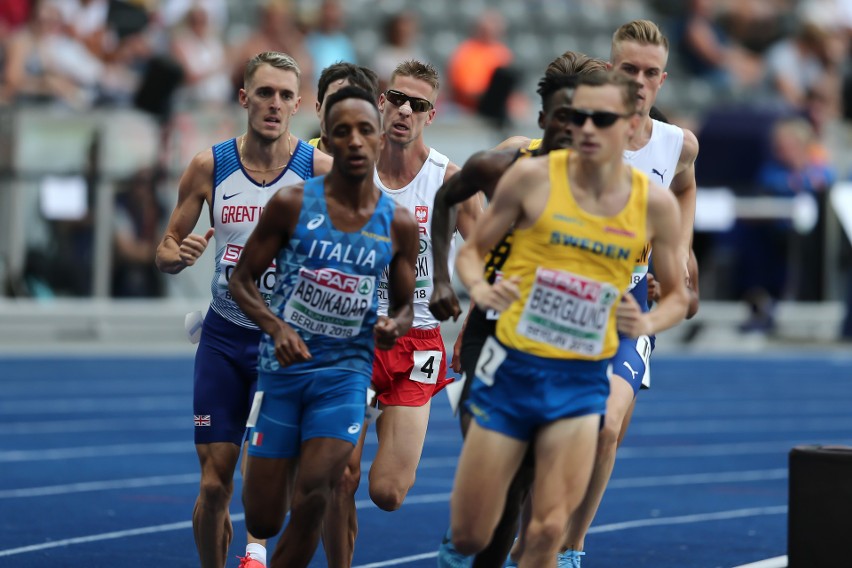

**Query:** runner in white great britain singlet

left=373, top=147, right=454, bottom=330
left=209, top=137, right=315, bottom=328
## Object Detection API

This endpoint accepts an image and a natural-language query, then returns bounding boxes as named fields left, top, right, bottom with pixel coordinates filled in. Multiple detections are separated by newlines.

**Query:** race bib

left=627, top=243, right=651, bottom=292
left=515, top=267, right=619, bottom=356
left=474, top=336, right=507, bottom=387
left=411, top=350, right=443, bottom=384
left=283, top=267, right=374, bottom=339
left=218, top=243, right=277, bottom=296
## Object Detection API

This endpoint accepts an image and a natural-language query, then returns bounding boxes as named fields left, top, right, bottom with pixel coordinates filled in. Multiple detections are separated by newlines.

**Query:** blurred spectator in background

left=112, top=167, right=165, bottom=298
left=372, top=11, right=423, bottom=93
left=448, top=9, right=524, bottom=127
left=52, top=0, right=110, bottom=61
left=158, top=0, right=228, bottom=33
left=675, top=0, right=764, bottom=93
left=0, top=0, right=30, bottom=35
left=447, top=10, right=512, bottom=112
left=1, top=0, right=103, bottom=108
left=737, top=116, right=836, bottom=331
left=763, top=20, right=843, bottom=112
left=230, top=1, right=314, bottom=100
left=305, top=0, right=356, bottom=85
left=170, top=3, right=231, bottom=107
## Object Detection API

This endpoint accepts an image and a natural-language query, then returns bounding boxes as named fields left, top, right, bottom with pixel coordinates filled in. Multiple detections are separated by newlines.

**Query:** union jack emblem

left=194, top=415, right=211, bottom=427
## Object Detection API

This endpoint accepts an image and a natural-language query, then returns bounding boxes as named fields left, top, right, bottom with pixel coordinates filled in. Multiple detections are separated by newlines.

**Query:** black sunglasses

left=385, top=89, right=434, bottom=113
left=567, top=108, right=632, bottom=128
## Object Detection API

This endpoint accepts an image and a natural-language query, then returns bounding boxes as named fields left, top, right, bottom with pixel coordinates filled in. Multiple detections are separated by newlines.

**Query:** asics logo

left=622, top=361, right=639, bottom=380
left=651, top=168, right=666, bottom=184
left=347, top=422, right=361, bottom=435
left=307, top=214, right=325, bottom=230
left=222, top=192, right=241, bottom=200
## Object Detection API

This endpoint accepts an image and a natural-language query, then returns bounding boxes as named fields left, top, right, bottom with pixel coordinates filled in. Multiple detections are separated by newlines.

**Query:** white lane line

left=608, top=469, right=787, bottom=488
left=350, top=505, right=788, bottom=567
left=586, top=505, right=787, bottom=534
left=732, top=556, right=788, bottom=568
left=630, top=417, right=852, bottom=435
left=0, top=474, right=199, bottom=498
left=0, top=492, right=441, bottom=557
left=353, top=552, right=439, bottom=567
left=1, top=417, right=188, bottom=435
left=0, top=442, right=188, bottom=462
left=616, top=440, right=852, bottom=459
left=0, top=396, right=187, bottom=415
left=0, top=500, right=787, bottom=559
left=0, top=465, right=790, bottom=500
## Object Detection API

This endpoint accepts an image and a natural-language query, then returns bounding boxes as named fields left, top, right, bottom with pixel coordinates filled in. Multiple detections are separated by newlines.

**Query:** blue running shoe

left=557, top=549, right=585, bottom=568
left=437, top=528, right=472, bottom=568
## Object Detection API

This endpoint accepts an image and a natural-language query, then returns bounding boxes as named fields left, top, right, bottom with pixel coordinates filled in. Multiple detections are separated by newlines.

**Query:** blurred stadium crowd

left=1, top=0, right=851, bottom=337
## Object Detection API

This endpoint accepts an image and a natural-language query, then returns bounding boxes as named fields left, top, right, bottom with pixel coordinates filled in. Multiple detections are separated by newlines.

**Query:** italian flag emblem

left=251, top=431, right=263, bottom=446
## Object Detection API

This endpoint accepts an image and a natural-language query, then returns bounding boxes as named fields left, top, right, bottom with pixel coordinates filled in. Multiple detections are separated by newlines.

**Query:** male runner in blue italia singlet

left=156, top=51, right=331, bottom=568
left=228, top=86, right=419, bottom=568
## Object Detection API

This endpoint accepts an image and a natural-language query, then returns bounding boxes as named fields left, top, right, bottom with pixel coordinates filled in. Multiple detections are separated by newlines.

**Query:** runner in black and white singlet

left=228, top=86, right=419, bottom=568
left=155, top=52, right=331, bottom=568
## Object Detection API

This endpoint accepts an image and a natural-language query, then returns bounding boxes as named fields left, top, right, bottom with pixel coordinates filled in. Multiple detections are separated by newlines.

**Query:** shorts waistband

left=405, top=326, right=442, bottom=339
left=496, top=337, right=609, bottom=372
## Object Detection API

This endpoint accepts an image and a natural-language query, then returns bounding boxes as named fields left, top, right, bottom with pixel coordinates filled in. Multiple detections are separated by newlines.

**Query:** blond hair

left=611, top=19, right=669, bottom=56
left=244, top=51, right=301, bottom=87
left=390, top=60, right=440, bottom=94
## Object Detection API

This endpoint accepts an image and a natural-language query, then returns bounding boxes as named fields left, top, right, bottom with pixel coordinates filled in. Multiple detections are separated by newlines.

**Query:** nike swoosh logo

left=222, top=193, right=241, bottom=200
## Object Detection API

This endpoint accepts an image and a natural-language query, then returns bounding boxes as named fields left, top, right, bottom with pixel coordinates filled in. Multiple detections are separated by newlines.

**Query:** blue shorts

left=248, top=367, right=370, bottom=459
left=465, top=337, right=610, bottom=441
left=612, top=335, right=654, bottom=395
left=193, top=308, right=261, bottom=445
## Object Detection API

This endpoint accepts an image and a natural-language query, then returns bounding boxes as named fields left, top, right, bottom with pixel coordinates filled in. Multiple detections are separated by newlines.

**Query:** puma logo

left=651, top=168, right=666, bottom=184
left=622, top=361, right=639, bottom=380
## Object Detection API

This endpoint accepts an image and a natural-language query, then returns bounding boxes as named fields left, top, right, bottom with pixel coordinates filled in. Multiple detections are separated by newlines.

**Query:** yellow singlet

left=496, top=148, right=649, bottom=361
left=528, top=138, right=542, bottom=151
left=307, top=137, right=320, bottom=148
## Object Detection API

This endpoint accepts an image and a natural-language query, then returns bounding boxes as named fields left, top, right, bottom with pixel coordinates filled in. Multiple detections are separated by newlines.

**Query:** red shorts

left=372, top=326, right=451, bottom=407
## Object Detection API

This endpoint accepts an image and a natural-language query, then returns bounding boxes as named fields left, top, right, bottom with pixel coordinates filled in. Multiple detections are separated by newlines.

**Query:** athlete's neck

left=242, top=131, right=294, bottom=170
left=571, top=153, right=626, bottom=199
left=326, top=170, right=377, bottom=209
left=376, top=139, right=429, bottom=189
left=626, top=114, right=653, bottom=152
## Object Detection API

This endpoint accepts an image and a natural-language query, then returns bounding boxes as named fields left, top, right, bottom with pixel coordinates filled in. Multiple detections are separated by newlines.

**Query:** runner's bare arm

left=229, top=184, right=309, bottom=365
left=456, top=158, right=540, bottom=312
left=619, top=182, right=688, bottom=337
left=156, top=150, right=214, bottom=274
left=670, top=128, right=699, bottom=265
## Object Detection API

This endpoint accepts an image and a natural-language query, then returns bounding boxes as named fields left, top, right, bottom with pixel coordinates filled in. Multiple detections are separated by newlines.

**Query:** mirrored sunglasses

left=385, top=89, right=434, bottom=112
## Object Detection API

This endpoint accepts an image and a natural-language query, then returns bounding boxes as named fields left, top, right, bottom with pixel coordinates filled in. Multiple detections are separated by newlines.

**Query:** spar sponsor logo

left=284, top=267, right=375, bottom=338
left=220, top=243, right=277, bottom=294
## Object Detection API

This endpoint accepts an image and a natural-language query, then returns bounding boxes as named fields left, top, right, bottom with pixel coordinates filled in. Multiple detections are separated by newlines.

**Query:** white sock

left=246, top=543, right=267, bottom=566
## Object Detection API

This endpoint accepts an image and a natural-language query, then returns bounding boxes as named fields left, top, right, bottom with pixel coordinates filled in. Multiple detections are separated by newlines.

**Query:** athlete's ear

left=378, top=92, right=386, bottom=112
left=537, top=110, right=545, bottom=130
left=293, top=96, right=301, bottom=114
left=425, top=107, right=436, bottom=125
left=239, top=88, right=248, bottom=108
left=315, top=100, right=322, bottom=115
left=660, top=70, right=668, bottom=88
